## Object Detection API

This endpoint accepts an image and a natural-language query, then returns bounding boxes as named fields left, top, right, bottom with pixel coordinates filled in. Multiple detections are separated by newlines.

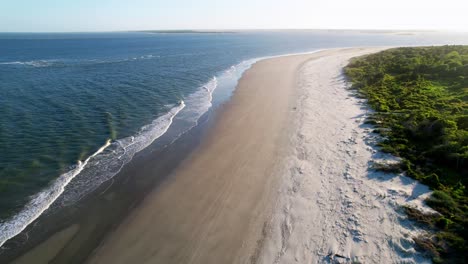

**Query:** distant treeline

left=137, top=30, right=236, bottom=34
left=345, top=46, right=467, bottom=263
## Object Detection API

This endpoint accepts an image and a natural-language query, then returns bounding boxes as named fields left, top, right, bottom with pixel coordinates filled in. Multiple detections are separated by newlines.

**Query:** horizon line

left=1, top=28, right=467, bottom=34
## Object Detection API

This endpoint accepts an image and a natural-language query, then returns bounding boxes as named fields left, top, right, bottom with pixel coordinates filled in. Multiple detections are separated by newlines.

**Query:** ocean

left=0, top=30, right=467, bottom=248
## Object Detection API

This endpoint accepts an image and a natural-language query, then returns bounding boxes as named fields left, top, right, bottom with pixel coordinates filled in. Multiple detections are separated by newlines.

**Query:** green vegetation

left=345, top=46, right=468, bottom=263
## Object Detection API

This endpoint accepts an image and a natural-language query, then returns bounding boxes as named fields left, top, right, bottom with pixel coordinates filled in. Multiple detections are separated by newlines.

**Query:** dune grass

left=345, top=46, right=468, bottom=263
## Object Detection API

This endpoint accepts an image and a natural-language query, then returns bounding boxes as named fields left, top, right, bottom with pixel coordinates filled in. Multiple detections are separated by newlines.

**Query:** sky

left=1, top=0, right=467, bottom=32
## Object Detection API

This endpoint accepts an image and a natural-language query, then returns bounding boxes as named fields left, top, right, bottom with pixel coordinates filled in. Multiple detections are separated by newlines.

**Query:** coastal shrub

left=403, top=206, right=439, bottom=227
left=372, top=161, right=402, bottom=173
left=413, top=236, right=440, bottom=259
left=345, top=46, right=468, bottom=263
left=426, top=190, right=460, bottom=215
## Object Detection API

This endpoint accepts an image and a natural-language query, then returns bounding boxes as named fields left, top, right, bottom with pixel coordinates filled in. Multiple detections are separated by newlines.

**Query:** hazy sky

left=1, top=0, right=467, bottom=32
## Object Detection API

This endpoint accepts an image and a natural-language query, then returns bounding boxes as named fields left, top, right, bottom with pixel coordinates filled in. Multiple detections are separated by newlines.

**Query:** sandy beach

left=11, top=48, right=434, bottom=264
left=84, top=48, right=431, bottom=264
left=87, top=49, right=340, bottom=264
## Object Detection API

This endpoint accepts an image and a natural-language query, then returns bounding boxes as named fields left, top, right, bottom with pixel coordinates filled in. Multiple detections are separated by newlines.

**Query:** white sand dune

left=256, top=49, right=433, bottom=264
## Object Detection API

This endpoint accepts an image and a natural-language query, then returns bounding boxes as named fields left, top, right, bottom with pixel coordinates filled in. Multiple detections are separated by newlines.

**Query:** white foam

left=0, top=54, right=160, bottom=68
left=171, top=59, right=257, bottom=135
left=59, top=101, right=186, bottom=204
left=0, top=102, right=185, bottom=248
left=0, top=60, right=57, bottom=67
left=174, top=77, right=218, bottom=124
left=0, top=139, right=112, bottom=248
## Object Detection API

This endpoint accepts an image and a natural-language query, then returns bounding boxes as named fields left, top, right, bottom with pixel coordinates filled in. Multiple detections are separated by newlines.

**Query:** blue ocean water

left=0, top=30, right=467, bottom=246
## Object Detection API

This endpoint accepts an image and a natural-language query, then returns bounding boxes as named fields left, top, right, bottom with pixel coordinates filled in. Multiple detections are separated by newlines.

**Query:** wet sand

left=87, top=48, right=385, bottom=264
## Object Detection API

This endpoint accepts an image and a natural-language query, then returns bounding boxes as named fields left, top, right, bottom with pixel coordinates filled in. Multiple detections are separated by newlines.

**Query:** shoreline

left=86, top=48, right=393, bottom=263
left=87, top=49, right=321, bottom=264
left=0, top=55, right=253, bottom=261
left=5, top=47, right=432, bottom=263
left=1, top=105, right=217, bottom=264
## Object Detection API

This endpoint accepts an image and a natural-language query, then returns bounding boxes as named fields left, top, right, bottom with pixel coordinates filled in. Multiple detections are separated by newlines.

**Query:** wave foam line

left=0, top=140, right=111, bottom=248
left=59, top=100, right=186, bottom=205
left=0, top=101, right=185, bottom=248
left=0, top=54, right=160, bottom=68
left=0, top=60, right=57, bottom=67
